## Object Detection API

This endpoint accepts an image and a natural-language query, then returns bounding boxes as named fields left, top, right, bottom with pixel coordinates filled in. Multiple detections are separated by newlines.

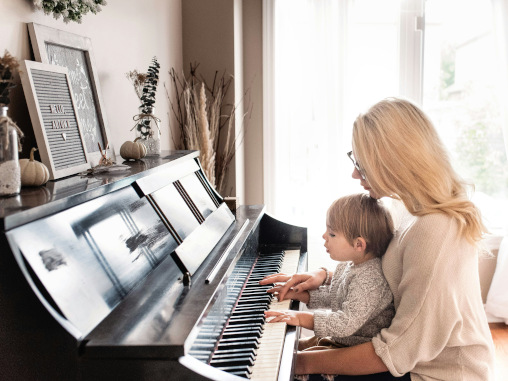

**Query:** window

left=422, top=0, right=508, bottom=235
left=265, top=0, right=508, bottom=263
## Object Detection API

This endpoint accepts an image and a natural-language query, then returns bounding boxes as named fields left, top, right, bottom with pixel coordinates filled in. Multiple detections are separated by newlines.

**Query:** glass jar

left=135, top=106, right=161, bottom=156
left=0, top=106, right=21, bottom=197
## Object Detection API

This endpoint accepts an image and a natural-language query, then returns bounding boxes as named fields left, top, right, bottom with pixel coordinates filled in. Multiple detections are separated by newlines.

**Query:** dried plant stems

left=183, top=86, right=198, bottom=149
left=196, top=83, right=215, bottom=186
left=167, top=63, right=248, bottom=194
left=125, top=70, right=147, bottom=101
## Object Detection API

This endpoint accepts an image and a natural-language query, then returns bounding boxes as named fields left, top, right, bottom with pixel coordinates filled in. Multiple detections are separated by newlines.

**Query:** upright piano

left=0, top=151, right=307, bottom=380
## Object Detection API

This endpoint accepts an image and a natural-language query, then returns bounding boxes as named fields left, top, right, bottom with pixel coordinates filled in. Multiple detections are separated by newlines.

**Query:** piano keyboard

left=250, top=249, right=300, bottom=381
left=189, top=249, right=300, bottom=379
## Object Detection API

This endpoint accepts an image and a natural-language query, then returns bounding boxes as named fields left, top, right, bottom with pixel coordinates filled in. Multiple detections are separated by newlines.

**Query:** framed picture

left=28, top=22, right=115, bottom=166
left=20, top=60, right=91, bottom=180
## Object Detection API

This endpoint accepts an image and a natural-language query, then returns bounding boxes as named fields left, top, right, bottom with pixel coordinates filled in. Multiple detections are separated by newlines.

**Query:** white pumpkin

left=120, top=139, right=147, bottom=161
left=19, top=148, right=50, bottom=186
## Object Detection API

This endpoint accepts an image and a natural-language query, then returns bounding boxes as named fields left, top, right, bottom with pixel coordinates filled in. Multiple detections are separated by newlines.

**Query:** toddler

left=265, top=193, right=395, bottom=350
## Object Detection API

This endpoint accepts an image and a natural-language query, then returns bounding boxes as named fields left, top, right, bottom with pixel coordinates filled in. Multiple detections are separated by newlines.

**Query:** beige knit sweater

left=372, top=205, right=495, bottom=380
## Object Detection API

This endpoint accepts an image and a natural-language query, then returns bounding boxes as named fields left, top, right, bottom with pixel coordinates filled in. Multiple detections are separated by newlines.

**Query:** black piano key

left=217, top=341, right=259, bottom=351
left=222, top=332, right=262, bottom=340
left=233, top=304, right=271, bottom=311
left=210, top=357, right=254, bottom=367
left=224, top=322, right=264, bottom=330
left=233, top=303, right=270, bottom=309
left=236, top=296, right=271, bottom=305
left=228, top=370, right=251, bottom=378
left=213, top=348, right=256, bottom=357
left=224, top=321, right=264, bottom=330
left=238, top=290, right=271, bottom=296
left=227, top=318, right=265, bottom=326
left=223, top=326, right=263, bottom=335
left=214, top=365, right=252, bottom=374
left=218, top=337, right=260, bottom=346
left=229, top=313, right=266, bottom=321
left=230, top=309, right=266, bottom=317
left=212, top=351, right=255, bottom=361
left=189, top=249, right=295, bottom=373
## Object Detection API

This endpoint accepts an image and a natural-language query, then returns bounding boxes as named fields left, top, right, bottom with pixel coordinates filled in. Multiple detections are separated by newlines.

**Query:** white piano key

left=250, top=249, right=300, bottom=381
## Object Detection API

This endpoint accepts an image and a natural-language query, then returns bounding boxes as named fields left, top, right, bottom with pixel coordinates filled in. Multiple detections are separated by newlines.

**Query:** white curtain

left=264, top=0, right=508, bottom=275
left=486, top=237, right=508, bottom=323
left=484, top=0, right=508, bottom=323
left=264, top=0, right=401, bottom=269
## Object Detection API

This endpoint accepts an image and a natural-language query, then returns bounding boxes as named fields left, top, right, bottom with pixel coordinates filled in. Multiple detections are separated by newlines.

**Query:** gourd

left=119, top=138, right=147, bottom=161
left=19, top=147, right=50, bottom=186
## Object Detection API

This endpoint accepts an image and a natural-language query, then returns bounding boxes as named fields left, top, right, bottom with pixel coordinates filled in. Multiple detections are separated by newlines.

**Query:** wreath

left=33, top=0, right=107, bottom=24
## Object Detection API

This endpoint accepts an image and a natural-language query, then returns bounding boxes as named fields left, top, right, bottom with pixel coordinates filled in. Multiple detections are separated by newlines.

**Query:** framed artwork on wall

left=27, top=22, right=115, bottom=167
left=20, top=60, right=91, bottom=180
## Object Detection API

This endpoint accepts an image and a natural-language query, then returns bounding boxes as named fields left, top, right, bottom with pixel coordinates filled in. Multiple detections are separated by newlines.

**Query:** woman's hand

left=259, top=268, right=328, bottom=301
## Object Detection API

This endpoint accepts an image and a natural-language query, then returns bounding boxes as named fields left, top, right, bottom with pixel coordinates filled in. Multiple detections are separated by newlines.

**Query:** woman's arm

left=295, top=342, right=388, bottom=375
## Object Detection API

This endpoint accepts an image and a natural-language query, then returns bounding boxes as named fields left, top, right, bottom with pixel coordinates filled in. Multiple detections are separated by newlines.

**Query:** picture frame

left=20, top=60, right=91, bottom=180
left=27, top=22, right=115, bottom=167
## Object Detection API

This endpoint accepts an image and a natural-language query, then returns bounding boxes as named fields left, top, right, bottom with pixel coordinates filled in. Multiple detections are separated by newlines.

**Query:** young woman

left=260, top=98, right=495, bottom=380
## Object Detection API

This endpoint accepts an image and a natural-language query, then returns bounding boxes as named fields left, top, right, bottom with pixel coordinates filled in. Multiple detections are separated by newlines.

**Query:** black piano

left=0, top=151, right=307, bottom=380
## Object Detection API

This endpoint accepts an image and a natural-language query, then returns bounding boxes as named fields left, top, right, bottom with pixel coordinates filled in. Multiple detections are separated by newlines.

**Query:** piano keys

left=0, top=151, right=307, bottom=380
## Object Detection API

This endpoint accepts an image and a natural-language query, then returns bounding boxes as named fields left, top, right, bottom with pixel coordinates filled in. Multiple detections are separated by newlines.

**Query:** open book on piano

left=0, top=151, right=307, bottom=380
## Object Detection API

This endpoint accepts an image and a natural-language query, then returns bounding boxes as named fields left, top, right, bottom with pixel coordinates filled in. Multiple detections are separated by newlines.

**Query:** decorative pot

left=135, top=107, right=161, bottom=156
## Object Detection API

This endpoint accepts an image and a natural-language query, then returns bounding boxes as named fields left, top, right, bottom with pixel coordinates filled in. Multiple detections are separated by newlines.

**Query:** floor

left=490, top=322, right=508, bottom=381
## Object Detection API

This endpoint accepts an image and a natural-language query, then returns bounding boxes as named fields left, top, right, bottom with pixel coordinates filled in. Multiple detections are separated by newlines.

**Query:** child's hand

left=286, top=289, right=310, bottom=304
left=265, top=284, right=310, bottom=303
left=264, top=310, right=314, bottom=330
left=265, top=310, right=301, bottom=326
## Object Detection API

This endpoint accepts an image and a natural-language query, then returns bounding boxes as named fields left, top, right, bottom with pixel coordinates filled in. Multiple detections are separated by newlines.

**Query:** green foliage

left=137, top=57, right=160, bottom=138
left=440, top=43, right=455, bottom=98
left=0, top=50, right=19, bottom=106
left=453, top=93, right=508, bottom=197
left=436, top=42, right=507, bottom=198
left=34, top=0, right=107, bottom=24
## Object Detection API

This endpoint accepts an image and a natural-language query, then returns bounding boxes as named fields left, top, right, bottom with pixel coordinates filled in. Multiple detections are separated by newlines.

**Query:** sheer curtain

left=485, top=0, right=508, bottom=324
left=264, top=0, right=508, bottom=273
left=263, top=0, right=401, bottom=268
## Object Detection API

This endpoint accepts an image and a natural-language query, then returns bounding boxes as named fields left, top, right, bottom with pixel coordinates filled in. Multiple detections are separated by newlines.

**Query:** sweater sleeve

left=308, top=286, right=332, bottom=309
left=372, top=214, right=478, bottom=376
left=313, top=262, right=392, bottom=338
left=307, top=263, right=346, bottom=310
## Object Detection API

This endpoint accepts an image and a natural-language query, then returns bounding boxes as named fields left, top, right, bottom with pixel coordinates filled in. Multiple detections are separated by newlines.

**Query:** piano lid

left=4, top=151, right=232, bottom=338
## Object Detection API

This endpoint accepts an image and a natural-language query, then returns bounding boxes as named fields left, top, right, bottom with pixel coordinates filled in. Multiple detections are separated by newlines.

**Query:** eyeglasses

left=347, top=151, right=366, bottom=180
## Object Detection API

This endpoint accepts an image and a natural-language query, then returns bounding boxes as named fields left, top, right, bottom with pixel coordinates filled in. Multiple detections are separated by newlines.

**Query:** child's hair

left=326, top=193, right=394, bottom=257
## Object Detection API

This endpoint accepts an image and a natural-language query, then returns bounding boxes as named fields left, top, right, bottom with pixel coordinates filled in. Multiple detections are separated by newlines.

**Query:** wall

left=242, top=1, right=264, bottom=206
left=182, top=0, right=264, bottom=205
left=182, top=0, right=239, bottom=201
left=0, top=0, right=182, bottom=159
left=1, top=0, right=266, bottom=205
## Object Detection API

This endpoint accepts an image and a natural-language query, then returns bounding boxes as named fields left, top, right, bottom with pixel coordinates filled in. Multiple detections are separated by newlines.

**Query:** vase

left=135, top=107, right=161, bottom=156
left=0, top=106, right=21, bottom=197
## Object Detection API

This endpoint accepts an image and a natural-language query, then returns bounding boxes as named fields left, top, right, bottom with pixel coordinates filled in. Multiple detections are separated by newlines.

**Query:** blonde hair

left=327, top=193, right=394, bottom=258
left=352, top=97, right=486, bottom=244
